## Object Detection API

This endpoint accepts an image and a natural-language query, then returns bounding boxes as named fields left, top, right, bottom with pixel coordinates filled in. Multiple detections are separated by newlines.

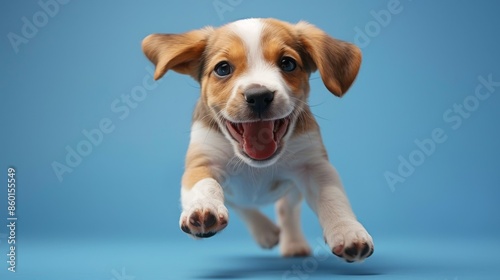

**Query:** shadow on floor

left=193, top=254, right=387, bottom=279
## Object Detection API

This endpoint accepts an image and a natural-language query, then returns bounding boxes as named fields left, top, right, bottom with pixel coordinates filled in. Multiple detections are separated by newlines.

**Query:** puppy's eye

left=280, top=57, right=297, bottom=72
left=214, top=61, right=232, bottom=77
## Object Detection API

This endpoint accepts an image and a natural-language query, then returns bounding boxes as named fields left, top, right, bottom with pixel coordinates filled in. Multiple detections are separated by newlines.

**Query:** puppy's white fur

left=143, top=18, right=374, bottom=262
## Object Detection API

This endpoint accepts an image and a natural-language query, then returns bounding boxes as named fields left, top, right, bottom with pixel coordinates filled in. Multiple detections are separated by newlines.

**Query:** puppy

left=142, top=18, right=373, bottom=262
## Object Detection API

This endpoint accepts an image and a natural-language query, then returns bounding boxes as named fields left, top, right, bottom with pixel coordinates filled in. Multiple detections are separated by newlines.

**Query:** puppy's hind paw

left=252, top=221, right=280, bottom=249
left=280, top=240, right=311, bottom=257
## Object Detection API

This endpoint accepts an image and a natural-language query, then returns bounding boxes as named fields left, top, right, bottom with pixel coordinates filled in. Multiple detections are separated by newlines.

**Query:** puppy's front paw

left=325, top=220, right=374, bottom=262
left=179, top=202, right=228, bottom=238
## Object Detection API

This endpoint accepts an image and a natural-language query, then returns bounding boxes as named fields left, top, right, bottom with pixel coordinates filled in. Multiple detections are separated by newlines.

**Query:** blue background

left=1, top=0, right=500, bottom=279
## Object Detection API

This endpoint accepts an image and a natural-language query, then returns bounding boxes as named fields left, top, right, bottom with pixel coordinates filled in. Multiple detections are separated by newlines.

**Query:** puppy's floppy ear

left=295, top=21, right=362, bottom=97
left=142, top=27, right=213, bottom=81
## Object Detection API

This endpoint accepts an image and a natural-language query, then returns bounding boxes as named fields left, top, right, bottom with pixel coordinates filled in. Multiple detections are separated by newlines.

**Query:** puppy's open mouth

left=226, top=117, right=290, bottom=161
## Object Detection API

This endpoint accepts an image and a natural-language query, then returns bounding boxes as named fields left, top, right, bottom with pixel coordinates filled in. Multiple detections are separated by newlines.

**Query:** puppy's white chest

left=221, top=166, right=295, bottom=207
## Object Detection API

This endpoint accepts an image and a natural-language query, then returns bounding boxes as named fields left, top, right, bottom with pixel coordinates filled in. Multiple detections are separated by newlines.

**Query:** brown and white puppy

left=142, top=18, right=373, bottom=262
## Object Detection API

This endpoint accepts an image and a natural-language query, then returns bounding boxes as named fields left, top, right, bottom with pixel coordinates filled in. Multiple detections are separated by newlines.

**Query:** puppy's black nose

left=244, top=87, right=274, bottom=114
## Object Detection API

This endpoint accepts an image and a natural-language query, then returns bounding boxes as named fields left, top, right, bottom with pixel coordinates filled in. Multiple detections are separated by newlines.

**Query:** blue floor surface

left=2, top=236, right=499, bottom=280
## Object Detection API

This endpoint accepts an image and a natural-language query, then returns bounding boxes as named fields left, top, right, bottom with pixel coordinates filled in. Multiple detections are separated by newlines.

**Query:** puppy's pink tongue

left=241, top=121, right=277, bottom=160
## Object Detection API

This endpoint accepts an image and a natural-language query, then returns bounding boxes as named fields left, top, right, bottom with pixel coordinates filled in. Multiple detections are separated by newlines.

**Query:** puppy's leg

left=233, top=207, right=280, bottom=249
left=179, top=123, right=232, bottom=238
left=300, top=160, right=374, bottom=262
left=276, top=188, right=311, bottom=257
left=180, top=176, right=228, bottom=238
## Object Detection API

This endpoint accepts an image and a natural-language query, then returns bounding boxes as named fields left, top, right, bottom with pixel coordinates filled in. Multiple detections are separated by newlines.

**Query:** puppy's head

left=143, top=18, right=361, bottom=167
